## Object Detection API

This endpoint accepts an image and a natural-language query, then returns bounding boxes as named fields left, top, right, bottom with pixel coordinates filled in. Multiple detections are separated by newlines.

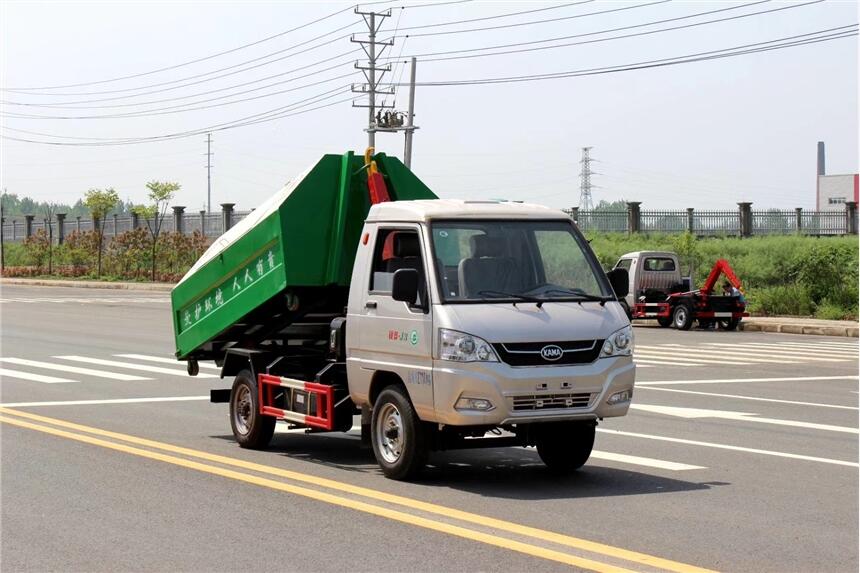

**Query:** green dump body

left=170, top=151, right=437, bottom=359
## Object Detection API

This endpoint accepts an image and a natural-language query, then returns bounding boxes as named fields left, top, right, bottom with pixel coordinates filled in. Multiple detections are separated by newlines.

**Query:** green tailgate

left=170, top=151, right=436, bottom=359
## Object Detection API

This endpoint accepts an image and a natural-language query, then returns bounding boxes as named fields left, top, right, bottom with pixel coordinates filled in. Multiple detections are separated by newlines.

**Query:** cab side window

left=615, top=259, right=632, bottom=271
left=369, top=229, right=427, bottom=307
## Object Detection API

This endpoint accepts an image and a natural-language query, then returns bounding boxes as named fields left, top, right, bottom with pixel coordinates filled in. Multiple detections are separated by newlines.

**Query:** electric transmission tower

left=351, top=8, right=395, bottom=148
left=579, top=146, right=596, bottom=210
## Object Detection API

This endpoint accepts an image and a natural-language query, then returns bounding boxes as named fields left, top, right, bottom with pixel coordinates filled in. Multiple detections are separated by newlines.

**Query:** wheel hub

left=376, top=403, right=404, bottom=464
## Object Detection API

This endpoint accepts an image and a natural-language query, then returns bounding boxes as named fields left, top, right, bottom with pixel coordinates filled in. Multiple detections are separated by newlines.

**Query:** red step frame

left=258, top=374, right=334, bottom=430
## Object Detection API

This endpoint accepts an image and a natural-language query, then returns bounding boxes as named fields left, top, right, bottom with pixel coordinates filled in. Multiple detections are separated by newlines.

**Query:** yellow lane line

left=0, top=414, right=635, bottom=573
left=0, top=407, right=716, bottom=573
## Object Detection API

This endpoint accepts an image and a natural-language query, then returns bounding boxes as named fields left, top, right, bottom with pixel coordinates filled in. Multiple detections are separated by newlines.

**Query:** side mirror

left=607, top=268, right=629, bottom=298
left=392, top=269, right=419, bottom=304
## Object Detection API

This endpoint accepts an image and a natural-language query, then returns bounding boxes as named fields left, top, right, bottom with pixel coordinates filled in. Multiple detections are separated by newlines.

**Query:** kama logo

left=540, top=344, right=563, bottom=361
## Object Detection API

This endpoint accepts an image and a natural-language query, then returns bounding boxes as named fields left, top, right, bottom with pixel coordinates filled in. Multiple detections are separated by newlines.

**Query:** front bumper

left=431, top=356, right=635, bottom=426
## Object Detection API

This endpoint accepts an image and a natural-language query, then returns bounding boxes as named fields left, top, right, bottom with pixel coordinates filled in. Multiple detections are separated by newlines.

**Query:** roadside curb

left=0, top=278, right=175, bottom=292
left=740, top=320, right=859, bottom=338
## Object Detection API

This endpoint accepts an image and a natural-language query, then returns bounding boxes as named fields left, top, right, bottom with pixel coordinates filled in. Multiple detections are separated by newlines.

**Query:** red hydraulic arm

left=365, top=147, right=391, bottom=205
left=701, top=258, right=743, bottom=294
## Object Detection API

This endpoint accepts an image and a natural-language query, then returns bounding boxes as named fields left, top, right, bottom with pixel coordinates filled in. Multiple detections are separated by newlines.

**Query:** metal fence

left=566, top=203, right=857, bottom=237
left=1, top=210, right=250, bottom=243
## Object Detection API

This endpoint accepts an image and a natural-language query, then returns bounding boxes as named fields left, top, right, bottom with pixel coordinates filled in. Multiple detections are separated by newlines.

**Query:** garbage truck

left=171, top=150, right=634, bottom=479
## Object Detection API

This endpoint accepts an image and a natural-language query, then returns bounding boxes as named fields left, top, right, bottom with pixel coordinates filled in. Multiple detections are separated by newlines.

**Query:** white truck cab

left=345, top=200, right=635, bottom=477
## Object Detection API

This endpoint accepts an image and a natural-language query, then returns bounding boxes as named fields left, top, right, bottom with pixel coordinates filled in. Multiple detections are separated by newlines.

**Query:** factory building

left=816, top=141, right=859, bottom=210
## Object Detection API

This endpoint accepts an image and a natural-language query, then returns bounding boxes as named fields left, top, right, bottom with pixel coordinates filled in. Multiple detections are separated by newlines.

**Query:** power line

left=383, top=26, right=857, bottom=87
left=381, top=0, right=819, bottom=62
left=3, top=5, right=359, bottom=92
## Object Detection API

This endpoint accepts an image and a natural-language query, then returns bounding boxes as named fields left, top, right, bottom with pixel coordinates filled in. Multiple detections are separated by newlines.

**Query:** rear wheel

left=718, top=318, right=740, bottom=331
left=673, top=303, right=694, bottom=330
left=371, top=386, right=429, bottom=480
left=535, top=422, right=595, bottom=473
left=657, top=316, right=672, bottom=328
left=230, top=370, right=275, bottom=449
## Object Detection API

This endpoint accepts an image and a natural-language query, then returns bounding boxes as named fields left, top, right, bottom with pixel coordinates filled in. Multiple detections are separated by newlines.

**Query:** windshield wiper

left=542, top=289, right=614, bottom=306
left=477, top=290, right=545, bottom=308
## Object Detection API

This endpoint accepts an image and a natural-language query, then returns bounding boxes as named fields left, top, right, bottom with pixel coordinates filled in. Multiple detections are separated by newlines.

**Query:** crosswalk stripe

left=727, top=345, right=859, bottom=358
left=0, top=357, right=150, bottom=381
left=634, top=359, right=702, bottom=367
left=722, top=341, right=859, bottom=355
left=0, top=367, right=76, bottom=384
left=54, top=356, right=218, bottom=378
left=764, top=340, right=858, bottom=349
left=634, top=351, right=750, bottom=366
left=589, top=451, right=706, bottom=471
left=114, top=354, right=221, bottom=370
left=638, top=346, right=800, bottom=364
left=701, top=344, right=854, bottom=361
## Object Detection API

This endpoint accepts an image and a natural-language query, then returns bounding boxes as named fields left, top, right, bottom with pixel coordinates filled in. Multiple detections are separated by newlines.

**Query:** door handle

left=365, top=301, right=377, bottom=309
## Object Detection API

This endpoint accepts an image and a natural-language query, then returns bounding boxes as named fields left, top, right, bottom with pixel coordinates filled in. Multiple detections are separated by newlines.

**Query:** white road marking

left=701, top=343, right=854, bottom=362
left=115, top=354, right=221, bottom=370
left=630, top=404, right=858, bottom=434
left=634, top=350, right=751, bottom=366
left=0, top=297, right=168, bottom=304
left=589, top=451, right=705, bottom=471
left=751, top=340, right=859, bottom=350
left=710, top=342, right=859, bottom=358
left=0, top=367, right=76, bottom=384
left=597, top=428, right=859, bottom=468
left=0, top=357, right=150, bottom=381
left=274, top=425, right=705, bottom=471
left=0, top=396, right=210, bottom=407
left=633, top=358, right=702, bottom=367
left=638, top=346, right=801, bottom=364
left=637, top=375, right=859, bottom=386
left=54, top=356, right=218, bottom=378
left=636, top=386, right=859, bottom=410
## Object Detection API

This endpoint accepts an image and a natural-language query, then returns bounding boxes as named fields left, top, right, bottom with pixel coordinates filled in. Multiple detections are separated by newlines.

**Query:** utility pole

left=351, top=8, right=394, bottom=149
left=579, top=147, right=595, bottom=211
left=205, top=133, right=213, bottom=213
left=0, top=188, right=6, bottom=273
left=403, top=57, right=418, bottom=169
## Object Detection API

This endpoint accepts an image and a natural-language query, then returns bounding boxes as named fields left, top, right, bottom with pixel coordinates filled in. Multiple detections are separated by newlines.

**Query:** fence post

left=686, top=208, right=694, bottom=234
left=131, top=212, right=139, bottom=230
left=24, top=215, right=35, bottom=238
left=846, top=202, right=858, bottom=235
left=221, top=203, right=235, bottom=232
left=626, top=202, right=641, bottom=234
left=12, top=219, right=17, bottom=241
left=111, top=213, right=118, bottom=238
left=198, top=210, right=206, bottom=236
left=76, top=216, right=81, bottom=234
left=794, top=207, right=803, bottom=235
left=737, top=202, right=752, bottom=237
left=570, top=207, right=579, bottom=223
left=56, top=213, right=67, bottom=245
left=172, top=206, right=186, bottom=234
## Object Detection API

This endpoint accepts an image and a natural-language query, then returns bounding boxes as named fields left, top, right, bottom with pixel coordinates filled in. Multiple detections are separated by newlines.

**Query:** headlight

left=600, top=325, right=634, bottom=357
left=438, top=329, right=498, bottom=362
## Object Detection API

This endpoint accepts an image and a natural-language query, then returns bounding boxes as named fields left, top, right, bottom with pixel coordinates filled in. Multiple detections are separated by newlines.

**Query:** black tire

left=371, top=386, right=429, bottom=480
left=535, top=422, right=595, bottom=473
left=229, top=369, right=275, bottom=449
left=718, top=318, right=740, bottom=331
left=657, top=316, right=672, bottom=328
left=672, top=303, right=694, bottom=330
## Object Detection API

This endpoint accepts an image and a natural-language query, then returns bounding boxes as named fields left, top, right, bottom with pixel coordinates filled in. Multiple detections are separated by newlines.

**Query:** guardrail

left=566, top=202, right=858, bottom=236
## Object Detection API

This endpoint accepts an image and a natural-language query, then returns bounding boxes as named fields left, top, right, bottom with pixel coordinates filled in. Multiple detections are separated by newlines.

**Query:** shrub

left=22, top=229, right=50, bottom=270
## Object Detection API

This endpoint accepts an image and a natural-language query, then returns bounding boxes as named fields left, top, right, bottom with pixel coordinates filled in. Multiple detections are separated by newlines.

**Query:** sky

left=1, top=0, right=857, bottom=212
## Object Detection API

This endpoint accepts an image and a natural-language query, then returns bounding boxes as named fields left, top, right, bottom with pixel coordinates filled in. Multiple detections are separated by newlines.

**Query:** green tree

left=84, top=188, right=120, bottom=277
left=135, top=180, right=180, bottom=281
left=672, top=231, right=700, bottom=279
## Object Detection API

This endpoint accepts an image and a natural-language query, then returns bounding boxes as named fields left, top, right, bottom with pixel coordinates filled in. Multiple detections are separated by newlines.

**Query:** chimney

left=817, top=141, right=826, bottom=176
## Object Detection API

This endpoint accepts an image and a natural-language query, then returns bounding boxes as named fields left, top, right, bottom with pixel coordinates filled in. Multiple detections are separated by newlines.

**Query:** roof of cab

left=366, top=199, right=570, bottom=222
left=619, top=251, right=679, bottom=259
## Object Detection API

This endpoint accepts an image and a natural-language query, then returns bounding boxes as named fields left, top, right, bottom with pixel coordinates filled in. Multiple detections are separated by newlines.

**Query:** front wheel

left=535, top=422, right=595, bottom=473
left=230, top=370, right=275, bottom=449
left=371, top=386, right=429, bottom=480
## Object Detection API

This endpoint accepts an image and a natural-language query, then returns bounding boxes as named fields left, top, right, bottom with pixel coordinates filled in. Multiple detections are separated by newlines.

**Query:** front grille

left=492, top=340, right=603, bottom=366
left=511, top=392, right=594, bottom=411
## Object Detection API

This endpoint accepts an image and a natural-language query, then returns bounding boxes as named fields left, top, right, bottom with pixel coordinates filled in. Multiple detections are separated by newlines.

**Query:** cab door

left=352, top=225, right=435, bottom=420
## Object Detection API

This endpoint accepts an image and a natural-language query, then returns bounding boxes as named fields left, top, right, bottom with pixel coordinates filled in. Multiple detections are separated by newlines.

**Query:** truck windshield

left=430, top=219, right=612, bottom=303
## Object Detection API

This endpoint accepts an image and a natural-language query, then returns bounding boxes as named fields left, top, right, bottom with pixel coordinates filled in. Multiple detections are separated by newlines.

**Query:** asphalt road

left=1, top=284, right=857, bottom=573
